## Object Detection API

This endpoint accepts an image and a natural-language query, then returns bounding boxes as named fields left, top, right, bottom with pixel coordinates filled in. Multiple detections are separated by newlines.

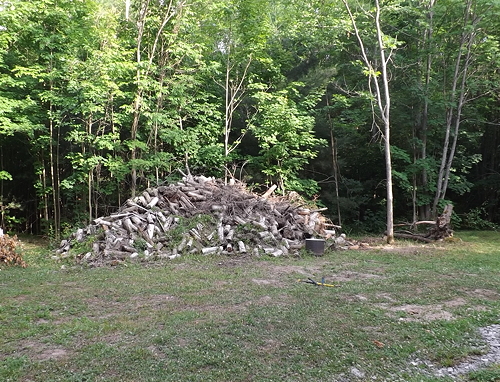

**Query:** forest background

left=1, top=0, right=499, bottom=240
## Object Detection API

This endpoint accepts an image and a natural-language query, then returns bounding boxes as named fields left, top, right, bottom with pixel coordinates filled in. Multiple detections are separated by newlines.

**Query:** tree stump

left=425, top=204, right=454, bottom=240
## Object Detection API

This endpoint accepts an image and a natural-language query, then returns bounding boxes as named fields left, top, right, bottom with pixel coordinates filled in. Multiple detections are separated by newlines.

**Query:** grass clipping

left=0, top=234, right=27, bottom=268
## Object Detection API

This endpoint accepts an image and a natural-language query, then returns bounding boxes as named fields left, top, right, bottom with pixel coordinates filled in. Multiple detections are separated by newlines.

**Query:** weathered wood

left=187, top=191, right=206, bottom=201
left=142, top=191, right=152, bottom=204
left=179, top=195, right=195, bottom=209
left=226, top=229, right=235, bottom=241
left=425, top=204, right=454, bottom=240
left=234, top=216, right=247, bottom=225
left=394, top=221, right=436, bottom=227
left=122, top=218, right=136, bottom=233
left=202, top=246, right=220, bottom=255
left=137, top=228, right=154, bottom=245
left=59, top=175, right=337, bottom=265
left=93, top=217, right=113, bottom=226
left=147, top=197, right=159, bottom=208
left=122, top=245, right=137, bottom=253
left=261, top=184, right=277, bottom=200
left=103, top=249, right=131, bottom=258
left=147, top=224, right=155, bottom=239
left=137, top=196, right=147, bottom=206
left=211, top=205, right=226, bottom=211
left=217, top=221, right=224, bottom=241
left=168, top=202, right=179, bottom=214
left=394, top=233, right=435, bottom=243
left=130, top=216, right=144, bottom=226
left=310, top=207, right=328, bottom=213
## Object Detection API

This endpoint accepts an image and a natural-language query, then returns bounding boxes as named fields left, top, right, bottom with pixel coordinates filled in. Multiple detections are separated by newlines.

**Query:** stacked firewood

left=55, top=175, right=334, bottom=265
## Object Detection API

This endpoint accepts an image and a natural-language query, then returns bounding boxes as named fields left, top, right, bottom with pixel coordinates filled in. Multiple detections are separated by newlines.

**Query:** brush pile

left=55, top=175, right=336, bottom=266
left=0, top=233, right=27, bottom=268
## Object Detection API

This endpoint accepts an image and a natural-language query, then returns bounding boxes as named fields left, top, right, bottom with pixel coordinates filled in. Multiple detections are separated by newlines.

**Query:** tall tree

left=341, top=0, right=397, bottom=243
left=432, top=0, right=486, bottom=215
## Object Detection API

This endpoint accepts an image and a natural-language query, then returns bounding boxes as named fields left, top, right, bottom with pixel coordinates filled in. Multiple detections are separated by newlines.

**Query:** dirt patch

left=277, top=264, right=325, bottom=275
left=376, top=292, right=397, bottom=302
left=84, top=297, right=126, bottom=320
left=375, top=301, right=464, bottom=322
left=331, top=270, right=384, bottom=282
left=130, top=294, right=177, bottom=309
left=466, top=288, right=500, bottom=301
left=16, top=340, right=72, bottom=361
left=374, top=244, right=447, bottom=255
left=252, top=278, right=278, bottom=285
left=443, top=298, right=468, bottom=308
left=259, top=261, right=384, bottom=279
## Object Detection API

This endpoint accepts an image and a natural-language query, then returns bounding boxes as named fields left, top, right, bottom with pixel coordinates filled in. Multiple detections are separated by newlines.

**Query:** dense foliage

left=0, top=0, right=499, bottom=237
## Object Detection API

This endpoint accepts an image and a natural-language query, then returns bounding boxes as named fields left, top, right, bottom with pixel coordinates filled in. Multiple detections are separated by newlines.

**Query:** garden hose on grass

left=297, top=277, right=338, bottom=287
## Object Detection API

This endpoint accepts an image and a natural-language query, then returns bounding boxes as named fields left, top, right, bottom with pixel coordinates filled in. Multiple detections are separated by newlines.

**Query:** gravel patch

left=411, top=324, right=500, bottom=379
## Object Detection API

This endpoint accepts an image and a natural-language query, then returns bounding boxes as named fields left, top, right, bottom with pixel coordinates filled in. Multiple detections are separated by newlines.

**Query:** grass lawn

left=1, top=231, right=500, bottom=381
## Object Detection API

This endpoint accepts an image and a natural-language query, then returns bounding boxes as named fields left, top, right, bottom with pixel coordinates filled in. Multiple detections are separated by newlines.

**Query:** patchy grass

left=1, top=231, right=500, bottom=381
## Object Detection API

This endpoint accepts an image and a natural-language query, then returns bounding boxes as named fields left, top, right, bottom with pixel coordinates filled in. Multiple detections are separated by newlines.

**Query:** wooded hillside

left=1, top=0, right=499, bottom=237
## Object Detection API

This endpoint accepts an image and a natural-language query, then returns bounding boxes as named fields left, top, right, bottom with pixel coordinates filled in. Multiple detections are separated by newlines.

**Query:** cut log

left=261, top=184, right=277, bottom=200
left=122, top=218, right=136, bottom=233
left=238, top=241, right=246, bottom=253
left=103, top=249, right=132, bottom=259
left=147, top=224, right=155, bottom=239
left=147, top=197, right=159, bottom=208
left=202, top=246, right=220, bottom=255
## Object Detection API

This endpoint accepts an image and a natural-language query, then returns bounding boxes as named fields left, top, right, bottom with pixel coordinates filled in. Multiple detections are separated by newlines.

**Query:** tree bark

left=416, top=0, right=436, bottom=221
left=432, top=0, right=480, bottom=216
left=342, top=0, right=394, bottom=243
left=326, top=93, right=342, bottom=226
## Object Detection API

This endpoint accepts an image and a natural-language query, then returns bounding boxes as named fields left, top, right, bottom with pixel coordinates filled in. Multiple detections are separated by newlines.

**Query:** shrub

left=0, top=234, right=27, bottom=268
left=461, top=206, right=498, bottom=230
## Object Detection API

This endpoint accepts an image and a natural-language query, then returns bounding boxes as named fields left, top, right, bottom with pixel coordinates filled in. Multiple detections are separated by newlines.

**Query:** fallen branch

left=393, top=232, right=435, bottom=243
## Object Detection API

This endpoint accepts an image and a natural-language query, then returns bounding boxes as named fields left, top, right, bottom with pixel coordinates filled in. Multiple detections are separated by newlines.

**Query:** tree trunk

left=375, top=0, right=394, bottom=244
left=342, top=0, right=395, bottom=243
left=326, top=93, right=342, bottom=226
left=49, top=100, right=60, bottom=241
left=416, top=0, right=435, bottom=221
left=223, top=54, right=252, bottom=184
left=432, top=0, right=479, bottom=216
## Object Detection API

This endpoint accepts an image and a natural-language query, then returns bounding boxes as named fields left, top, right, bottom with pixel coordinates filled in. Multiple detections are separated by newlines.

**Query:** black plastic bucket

left=305, top=238, right=325, bottom=256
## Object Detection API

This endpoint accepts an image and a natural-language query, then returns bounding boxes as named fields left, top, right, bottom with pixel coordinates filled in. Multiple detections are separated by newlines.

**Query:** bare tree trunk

left=342, top=0, right=394, bottom=243
left=49, top=105, right=60, bottom=241
left=326, top=93, right=342, bottom=226
left=432, top=0, right=479, bottom=215
left=417, top=0, right=436, bottom=221
left=55, top=119, right=61, bottom=238
left=222, top=55, right=252, bottom=184
left=130, top=0, right=148, bottom=197
left=375, top=0, right=394, bottom=243
left=125, top=0, right=130, bottom=21
left=41, top=155, right=49, bottom=224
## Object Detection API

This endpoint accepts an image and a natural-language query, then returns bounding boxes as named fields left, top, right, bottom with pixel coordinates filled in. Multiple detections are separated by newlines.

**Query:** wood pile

left=55, top=175, right=335, bottom=265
